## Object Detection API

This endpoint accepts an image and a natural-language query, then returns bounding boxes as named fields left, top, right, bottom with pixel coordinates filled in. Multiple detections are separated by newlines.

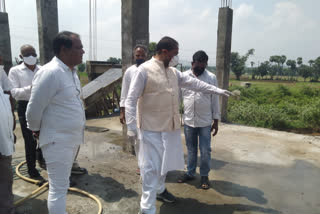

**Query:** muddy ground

left=12, top=116, right=320, bottom=214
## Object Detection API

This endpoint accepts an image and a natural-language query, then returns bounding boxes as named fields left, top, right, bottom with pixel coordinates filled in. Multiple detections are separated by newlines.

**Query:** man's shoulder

left=126, top=64, right=138, bottom=73
left=9, top=64, right=23, bottom=73
left=205, top=70, right=216, bottom=78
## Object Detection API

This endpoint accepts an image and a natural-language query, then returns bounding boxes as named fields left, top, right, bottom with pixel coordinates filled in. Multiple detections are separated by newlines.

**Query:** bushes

left=228, top=84, right=320, bottom=133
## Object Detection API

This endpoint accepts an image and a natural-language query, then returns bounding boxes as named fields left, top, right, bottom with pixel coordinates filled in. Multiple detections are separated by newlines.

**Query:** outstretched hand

left=220, top=89, right=233, bottom=97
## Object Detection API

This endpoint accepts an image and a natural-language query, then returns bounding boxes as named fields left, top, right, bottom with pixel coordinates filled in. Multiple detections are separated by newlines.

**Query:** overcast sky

left=5, top=0, right=320, bottom=66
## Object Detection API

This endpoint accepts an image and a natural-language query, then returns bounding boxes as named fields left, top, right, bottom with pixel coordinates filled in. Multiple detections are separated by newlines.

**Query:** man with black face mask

left=177, top=50, right=220, bottom=190
left=119, top=44, right=147, bottom=172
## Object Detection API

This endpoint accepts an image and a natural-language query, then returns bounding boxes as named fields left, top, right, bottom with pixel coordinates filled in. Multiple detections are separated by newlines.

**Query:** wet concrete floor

left=12, top=116, right=320, bottom=214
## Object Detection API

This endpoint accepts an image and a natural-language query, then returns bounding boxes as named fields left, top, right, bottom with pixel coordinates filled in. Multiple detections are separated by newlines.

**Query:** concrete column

left=121, top=0, right=149, bottom=75
left=0, top=12, right=12, bottom=73
left=36, top=0, right=59, bottom=65
left=216, top=7, right=233, bottom=122
left=121, top=0, right=149, bottom=153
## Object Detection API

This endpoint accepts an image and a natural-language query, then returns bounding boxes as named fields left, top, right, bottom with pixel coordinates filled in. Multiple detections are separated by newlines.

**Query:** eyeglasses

left=23, top=53, right=37, bottom=57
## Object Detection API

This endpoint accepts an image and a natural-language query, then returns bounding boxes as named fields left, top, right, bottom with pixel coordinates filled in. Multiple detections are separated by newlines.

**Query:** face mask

left=169, top=55, right=179, bottom=67
left=136, top=59, right=145, bottom=66
left=0, top=65, right=4, bottom=70
left=23, top=56, right=37, bottom=66
left=193, top=67, right=205, bottom=76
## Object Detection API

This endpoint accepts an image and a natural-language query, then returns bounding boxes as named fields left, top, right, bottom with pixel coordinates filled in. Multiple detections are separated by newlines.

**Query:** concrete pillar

left=216, top=7, right=233, bottom=122
left=36, top=0, right=59, bottom=65
left=0, top=12, right=12, bottom=73
left=121, top=0, right=149, bottom=75
left=121, top=0, right=149, bottom=153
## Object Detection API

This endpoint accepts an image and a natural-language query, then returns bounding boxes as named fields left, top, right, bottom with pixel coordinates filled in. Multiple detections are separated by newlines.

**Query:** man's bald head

left=20, top=45, right=36, bottom=57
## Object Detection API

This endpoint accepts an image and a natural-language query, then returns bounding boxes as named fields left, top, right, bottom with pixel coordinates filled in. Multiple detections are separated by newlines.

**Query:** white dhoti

left=139, top=129, right=184, bottom=214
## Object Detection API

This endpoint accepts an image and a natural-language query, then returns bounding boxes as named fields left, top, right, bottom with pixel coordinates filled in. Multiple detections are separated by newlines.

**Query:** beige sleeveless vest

left=137, top=58, right=180, bottom=132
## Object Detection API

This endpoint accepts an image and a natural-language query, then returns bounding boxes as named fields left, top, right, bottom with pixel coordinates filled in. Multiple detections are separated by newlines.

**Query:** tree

left=148, top=42, right=157, bottom=59
left=106, top=57, right=121, bottom=64
left=298, top=64, right=312, bottom=81
left=258, top=61, right=270, bottom=79
left=297, top=57, right=303, bottom=67
left=230, top=48, right=255, bottom=80
left=286, top=59, right=297, bottom=80
left=77, top=63, right=86, bottom=72
left=269, top=64, right=279, bottom=80
left=311, top=57, right=320, bottom=81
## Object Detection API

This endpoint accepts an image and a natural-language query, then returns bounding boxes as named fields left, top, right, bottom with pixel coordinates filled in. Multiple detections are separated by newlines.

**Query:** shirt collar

left=53, top=56, right=77, bottom=72
left=188, top=69, right=207, bottom=78
left=19, top=62, right=39, bottom=72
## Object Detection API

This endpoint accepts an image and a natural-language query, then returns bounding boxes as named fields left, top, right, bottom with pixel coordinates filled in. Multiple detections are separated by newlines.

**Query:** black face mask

left=193, top=67, right=205, bottom=76
left=136, top=59, right=145, bottom=66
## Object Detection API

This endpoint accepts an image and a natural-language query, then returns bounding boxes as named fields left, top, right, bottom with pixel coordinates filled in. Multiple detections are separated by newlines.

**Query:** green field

left=228, top=79, right=320, bottom=135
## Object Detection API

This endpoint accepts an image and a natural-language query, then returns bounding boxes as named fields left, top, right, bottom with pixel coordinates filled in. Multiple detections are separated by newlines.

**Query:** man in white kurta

left=26, top=31, right=85, bottom=214
left=0, top=86, right=15, bottom=214
left=120, top=45, right=147, bottom=159
left=125, top=36, right=232, bottom=214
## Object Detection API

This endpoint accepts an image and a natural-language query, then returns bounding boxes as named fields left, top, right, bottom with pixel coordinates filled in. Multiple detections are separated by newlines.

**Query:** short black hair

left=134, top=44, right=148, bottom=54
left=53, top=31, right=79, bottom=55
left=156, top=36, right=179, bottom=53
left=192, top=50, right=208, bottom=63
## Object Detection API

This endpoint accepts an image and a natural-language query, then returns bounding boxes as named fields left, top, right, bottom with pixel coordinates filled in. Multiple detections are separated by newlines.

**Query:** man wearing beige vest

left=125, top=36, right=232, bottom=214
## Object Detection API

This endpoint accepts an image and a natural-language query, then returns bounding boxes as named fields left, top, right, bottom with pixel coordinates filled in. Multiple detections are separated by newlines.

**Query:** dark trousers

left=0, top=155, right=14, bottom=214
left=18, top=101, right=44, bottom=176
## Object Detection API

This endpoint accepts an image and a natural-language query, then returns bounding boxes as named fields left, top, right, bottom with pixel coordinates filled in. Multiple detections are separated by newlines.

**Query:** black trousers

left=17, top=101, right=44, bottom=175
left=0, top=155, right=14, bottom=214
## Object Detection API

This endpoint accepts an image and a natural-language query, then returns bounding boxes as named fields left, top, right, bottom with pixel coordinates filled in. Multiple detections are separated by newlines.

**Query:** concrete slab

left=12, top=116, right=320, bottom=214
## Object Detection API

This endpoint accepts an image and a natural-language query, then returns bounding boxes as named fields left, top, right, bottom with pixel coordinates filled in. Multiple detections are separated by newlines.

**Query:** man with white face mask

left=125, top=36, right=232, bottom=214
left=8, top=45, right=45, bottom=179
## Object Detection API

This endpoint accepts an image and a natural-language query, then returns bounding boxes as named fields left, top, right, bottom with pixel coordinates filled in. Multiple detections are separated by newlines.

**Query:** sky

left=5, top=0, right=320, bottom=66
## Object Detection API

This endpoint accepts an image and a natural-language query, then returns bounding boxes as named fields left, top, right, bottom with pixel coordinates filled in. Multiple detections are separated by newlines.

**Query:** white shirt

left=182, top=69, right=221, bottom=127
left=120, top=64, right=139, bottom=107
left=26, top=57, right=86, bottom=147
left=0, top=86, right=14, bottom=156
left=8, top=63, right=40, bottom=101
left=0, top=67, right=13, bottom=92
left=125, top=57, right=225, bottom=131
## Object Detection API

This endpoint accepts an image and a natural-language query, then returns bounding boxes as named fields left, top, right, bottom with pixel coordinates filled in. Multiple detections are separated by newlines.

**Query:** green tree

left=311, top=57, right=320, bottom=81
left=148, top=42, right=157, bottom=59
left=297, top=57, right=303, bottom=67
left=298, top=64, right=312, bottom=81
left=106, top=57, right=121, bottom=64
left=269, top=64, right=279, bottom=80
left=258, top=61, right=270, bottom=79
left=77, top=63, right=86, bottom=72
left=230, top=48, right=255, bottom=80
left=286, top=59, right=297, bottom=80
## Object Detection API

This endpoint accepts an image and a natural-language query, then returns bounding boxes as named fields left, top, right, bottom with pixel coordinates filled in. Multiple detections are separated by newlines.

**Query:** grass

left=228, top=79, right=320, bottom=135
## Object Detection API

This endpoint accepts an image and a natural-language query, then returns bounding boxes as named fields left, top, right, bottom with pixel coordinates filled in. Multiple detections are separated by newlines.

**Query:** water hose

left=14, top=161, right=103, bottom=214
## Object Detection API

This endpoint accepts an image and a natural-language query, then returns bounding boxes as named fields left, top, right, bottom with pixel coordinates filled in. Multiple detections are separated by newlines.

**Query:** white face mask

left=23, top=56, right=37, bottom=66
left=169, top=55, right=179, bottom=67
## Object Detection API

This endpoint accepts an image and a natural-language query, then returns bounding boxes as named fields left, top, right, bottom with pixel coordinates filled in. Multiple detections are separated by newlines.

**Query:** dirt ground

left=12, top=116, right=320, bottom=214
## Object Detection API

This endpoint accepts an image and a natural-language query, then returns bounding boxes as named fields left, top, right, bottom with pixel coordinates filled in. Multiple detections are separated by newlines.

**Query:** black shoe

left=30, top=174, right=45, bottom=181
left=156, top=189, right=176, bottom=203
left=71, top=166, right=87, bottom=175
left=28, top=169, right=41, bottom=178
